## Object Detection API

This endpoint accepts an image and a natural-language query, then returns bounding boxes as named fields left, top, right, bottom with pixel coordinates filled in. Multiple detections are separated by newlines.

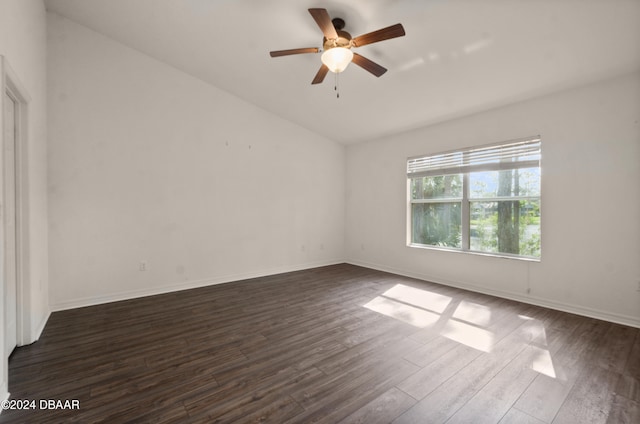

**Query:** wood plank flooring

left=1, top=264, right=638, bottom=423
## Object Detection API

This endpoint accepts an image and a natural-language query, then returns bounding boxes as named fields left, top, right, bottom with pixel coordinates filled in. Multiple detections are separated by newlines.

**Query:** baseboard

left=347, top=259, right=640, bottom=329
left=32, top=310, right=51, bottom=342
left=47, top=258, right=639, bottom=327
left=50, top=259, right=345, bottom=312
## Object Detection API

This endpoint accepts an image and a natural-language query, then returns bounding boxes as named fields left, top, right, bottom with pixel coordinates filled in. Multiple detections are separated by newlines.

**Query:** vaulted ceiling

left=44, top=0, right=640, bottom=144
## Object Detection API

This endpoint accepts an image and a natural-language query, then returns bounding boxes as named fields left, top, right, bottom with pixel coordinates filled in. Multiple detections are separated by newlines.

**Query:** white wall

left=0, top=0, right=49, bottom=404
left=47, top=13, right=345, bottom=310
left=346, top=72, right=640, bottom=327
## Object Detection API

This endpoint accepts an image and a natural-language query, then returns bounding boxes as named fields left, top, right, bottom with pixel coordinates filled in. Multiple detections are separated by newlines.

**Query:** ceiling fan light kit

left=270, top=8, right=405, bottom=90
left=321, top=47, right=353, bottom=73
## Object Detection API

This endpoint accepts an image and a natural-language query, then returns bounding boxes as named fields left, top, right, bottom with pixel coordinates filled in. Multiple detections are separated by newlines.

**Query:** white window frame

left=407, top=136, right=541, bottom=260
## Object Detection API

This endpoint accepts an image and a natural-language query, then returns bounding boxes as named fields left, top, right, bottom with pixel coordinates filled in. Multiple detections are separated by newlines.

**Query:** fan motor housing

left=323, top=29, right=352, bottom=51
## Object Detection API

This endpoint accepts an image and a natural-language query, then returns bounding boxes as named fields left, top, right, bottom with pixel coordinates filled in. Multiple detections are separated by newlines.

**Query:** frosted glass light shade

left=321, top=47, right=353, bottom=73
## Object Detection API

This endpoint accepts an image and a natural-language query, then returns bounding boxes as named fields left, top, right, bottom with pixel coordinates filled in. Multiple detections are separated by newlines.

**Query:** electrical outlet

left=139, top=261, right=147, bottom=271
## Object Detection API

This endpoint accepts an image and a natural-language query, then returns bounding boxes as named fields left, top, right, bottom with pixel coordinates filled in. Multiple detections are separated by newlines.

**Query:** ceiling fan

left=270, top=8, right=406, bottom=85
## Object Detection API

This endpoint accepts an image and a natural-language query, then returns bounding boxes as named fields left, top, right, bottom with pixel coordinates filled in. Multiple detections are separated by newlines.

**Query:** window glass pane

left=411, top=202, right=461, bottom=248
left=411, top=175, right=463, bottom=200
left=470, top=200, right=540, bottom=257
left=469, top=168, right=540, bottom=198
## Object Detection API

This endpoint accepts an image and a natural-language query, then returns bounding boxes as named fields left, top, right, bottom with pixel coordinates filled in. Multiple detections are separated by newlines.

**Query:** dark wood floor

left=1, top=264, right=638, bottom=423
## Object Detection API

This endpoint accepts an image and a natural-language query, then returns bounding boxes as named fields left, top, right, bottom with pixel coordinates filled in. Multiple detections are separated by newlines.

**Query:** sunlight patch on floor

left=362, top=284, right=560, bottom=365
left=441, top=320, right=495, bottom=352
left=452, top=300, right=492, bottom=326
left=363, top=296, right=441, bottom=328
left=526, top=325, right=557, bottom=379
left=382, top=284, right=452, bottom=314
left=530, top=346, right=557, bottom=378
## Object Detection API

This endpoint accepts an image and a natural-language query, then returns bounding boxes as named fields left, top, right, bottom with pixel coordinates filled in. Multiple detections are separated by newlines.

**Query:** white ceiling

left=44, top=0, right=640, bottom=144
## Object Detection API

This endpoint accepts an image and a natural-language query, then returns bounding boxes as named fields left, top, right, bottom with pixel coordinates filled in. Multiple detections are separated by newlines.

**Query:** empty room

left=1, top=0, right=639, bottom=423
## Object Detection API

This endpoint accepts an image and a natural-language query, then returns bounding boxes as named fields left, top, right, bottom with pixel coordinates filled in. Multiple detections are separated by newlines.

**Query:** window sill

left=407, top=243, right=541, bottom=263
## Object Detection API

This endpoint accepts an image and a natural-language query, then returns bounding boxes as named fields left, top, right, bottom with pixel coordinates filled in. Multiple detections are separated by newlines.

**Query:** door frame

left=1, top=56, right=31, bottom=352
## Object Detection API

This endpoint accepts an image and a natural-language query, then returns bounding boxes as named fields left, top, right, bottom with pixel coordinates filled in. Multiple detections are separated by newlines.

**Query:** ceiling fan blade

left=352, top=53, right=387, bottom=77
left=308, top=8, right=338, bottom=40
left=352, top=23, right=406, bottom=47
left=270, top=47, right=319, bottom=57
left=311, top=64, right=329, bottom=85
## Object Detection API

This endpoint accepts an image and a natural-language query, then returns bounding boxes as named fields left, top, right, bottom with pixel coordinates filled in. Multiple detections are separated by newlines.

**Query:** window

left=408, top=137, right=541, bottom=259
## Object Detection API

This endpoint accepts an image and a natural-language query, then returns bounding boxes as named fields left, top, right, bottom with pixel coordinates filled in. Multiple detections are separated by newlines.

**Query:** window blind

left=407, top=136, right=541, bottom=178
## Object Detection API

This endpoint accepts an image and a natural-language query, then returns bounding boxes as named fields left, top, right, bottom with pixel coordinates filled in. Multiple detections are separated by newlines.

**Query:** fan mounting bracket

left=331, top=18, right=346, bottom=30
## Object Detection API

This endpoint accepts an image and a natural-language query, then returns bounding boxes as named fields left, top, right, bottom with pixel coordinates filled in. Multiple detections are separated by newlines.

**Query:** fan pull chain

left=334, top=72, right=340, bottom=99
